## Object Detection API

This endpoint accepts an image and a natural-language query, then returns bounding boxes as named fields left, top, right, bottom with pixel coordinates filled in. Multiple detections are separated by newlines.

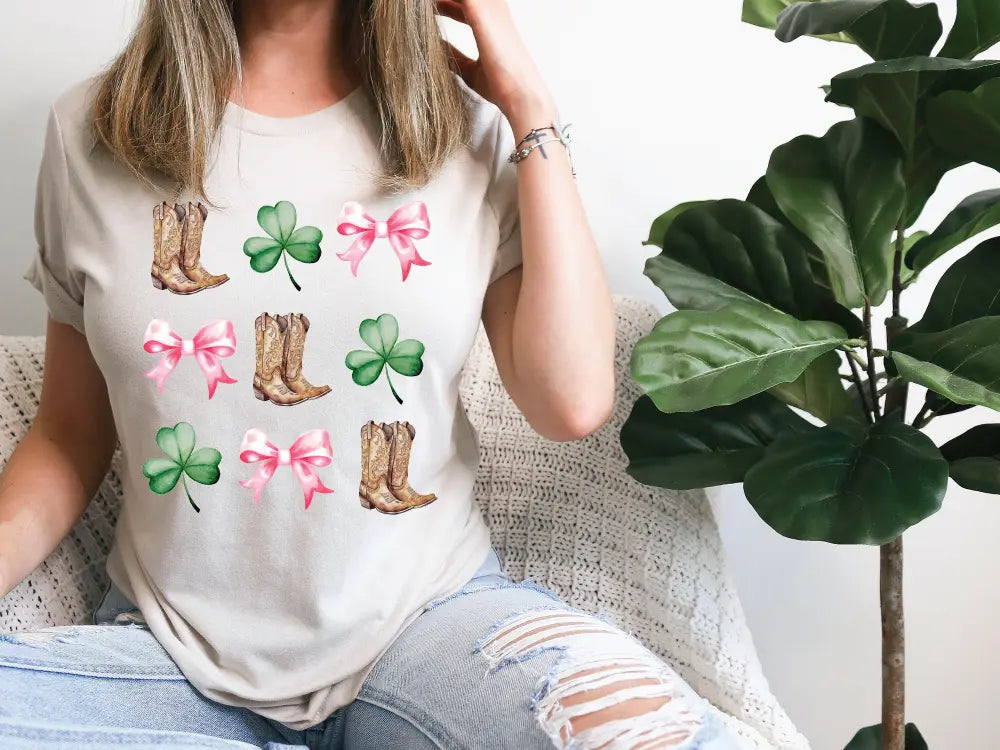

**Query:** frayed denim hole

left=686, top=709, right=725, bottom=750
left=472, top=603, right=569, bottom=655
left=0, top=628, right=81, bottom=648
left=0, top=622, right=148, bottom=649
left=478, top=608, right=720, bottom=750
left=427, top=578, right=562, bottom=612
left=473, top=602, right=620, bottom=657
left=487, top=643, right=571, bottom=676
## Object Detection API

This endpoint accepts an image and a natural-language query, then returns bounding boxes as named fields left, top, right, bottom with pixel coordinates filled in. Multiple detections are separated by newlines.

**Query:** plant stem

left=283, top=252, right=302, bottom=292
left=880, top=223, right=910, bottom=750
left=846, top=353, right=875, bottom=424
left=912, top=403, right=933, bottom=429
left=863, top=302, right=882, bottom=420
left=385, top=370, right=403, bottom=405
left=877, top=378, right=901, bottom=397
left=885, top=225, right=910, bottom=421
left=181, top=475, right=201, bottom=513
left=881, top=536, right=905, bottom=750
left=843, top=347, right=868, bottom=371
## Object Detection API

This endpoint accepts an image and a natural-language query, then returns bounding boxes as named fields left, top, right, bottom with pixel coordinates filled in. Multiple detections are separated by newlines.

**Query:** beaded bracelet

left=508, top=119, right=576, bottom=178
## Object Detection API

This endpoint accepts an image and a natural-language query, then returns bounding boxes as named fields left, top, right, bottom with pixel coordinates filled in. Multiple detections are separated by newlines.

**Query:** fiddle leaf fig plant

left=622, top=2, right=1000, bottom=748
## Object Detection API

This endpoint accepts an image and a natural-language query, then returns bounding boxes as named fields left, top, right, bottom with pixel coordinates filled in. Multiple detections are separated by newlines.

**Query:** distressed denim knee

left=476, top=608, right=739, bottom=750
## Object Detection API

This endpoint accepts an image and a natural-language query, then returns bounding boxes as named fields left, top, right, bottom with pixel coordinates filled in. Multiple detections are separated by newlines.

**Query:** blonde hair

left=92, top=0, right=472, bottom=198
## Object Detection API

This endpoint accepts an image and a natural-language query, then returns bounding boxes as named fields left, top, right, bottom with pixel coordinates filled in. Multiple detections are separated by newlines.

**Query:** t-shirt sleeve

left=23, top=105, right=87, bottom=335
left=485, top=112, right=523, bottom=285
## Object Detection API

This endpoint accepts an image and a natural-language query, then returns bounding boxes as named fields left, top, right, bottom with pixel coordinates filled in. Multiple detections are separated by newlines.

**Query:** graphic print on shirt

left=142, top=319, right=238, bottom=399
left=151, top=202, right=230, bottom=294
left=345, top=313, right=424, bottom=405
left=336, top=200, right=431, bottom=281
left=252, top=312, right=331, bottom=405
left=239, top=428, right=334, bottom=509
left=142, top=422, right=222, bottom=513
left=357, top=420, right=437, bottom=514
left=243, top=201, right=323, bottom=291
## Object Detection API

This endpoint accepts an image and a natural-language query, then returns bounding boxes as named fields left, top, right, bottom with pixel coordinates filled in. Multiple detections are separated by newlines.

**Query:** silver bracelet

left=508, top=119, right=576, bottom=178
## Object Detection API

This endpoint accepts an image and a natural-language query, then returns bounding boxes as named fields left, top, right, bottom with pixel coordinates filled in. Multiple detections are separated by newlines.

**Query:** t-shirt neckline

left=222, top=85, right=365, bottom=136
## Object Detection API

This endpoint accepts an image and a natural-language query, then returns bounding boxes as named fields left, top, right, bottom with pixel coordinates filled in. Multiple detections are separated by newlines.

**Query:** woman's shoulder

left=451, top=72, right=513, bottom=165
left=46, top=76, right=101, bottom=155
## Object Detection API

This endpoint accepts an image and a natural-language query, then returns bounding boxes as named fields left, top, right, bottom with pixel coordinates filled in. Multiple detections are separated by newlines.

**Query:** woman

left=0, top=1, right=741, bottom=748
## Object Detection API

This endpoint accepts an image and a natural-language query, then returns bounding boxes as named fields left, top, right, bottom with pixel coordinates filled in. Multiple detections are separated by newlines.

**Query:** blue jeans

left=0, top=549, right=740, bottom=749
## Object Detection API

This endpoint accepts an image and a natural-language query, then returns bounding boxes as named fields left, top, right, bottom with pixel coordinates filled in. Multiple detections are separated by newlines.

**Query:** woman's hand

left=436, top=0, right=556, bottom=122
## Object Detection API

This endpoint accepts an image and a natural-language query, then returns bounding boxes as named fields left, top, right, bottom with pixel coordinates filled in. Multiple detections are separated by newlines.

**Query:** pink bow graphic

left=238, top=428, right=334, bottom=509
left=336, top=200, right=431, bottom=281
left=143, top=319, right=238, bottom=399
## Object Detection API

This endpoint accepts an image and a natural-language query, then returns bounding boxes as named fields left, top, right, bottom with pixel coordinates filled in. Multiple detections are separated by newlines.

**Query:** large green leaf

left=828, top=58, right=1000, bottom=155
left=744, top=420, right=948, bottom=544
left=768, top=351, right=858, bottom=423
left=927, top=78, right=1000, bottom=172
left=644, top=202, right=711, bottom=249
left=776, top=0, right=942, bottom=60
left=906, top=189, right=1000, bottom=273
left=828, top=57, right=1000, bottom=224
left=631, top=303, right=851, bottom=414
left=766, top=117, right=906, bottom=307
left=892, top=317, right=1000, bottom=410
left=898, top=230, right=929, bottom=287
left=844, top=723, right=928, bottom=750
left=644, top=256, right=764, bottom=314
left=911, top=238, right=1000, bottom=333
left=644, top=199, right=857, bottom=325
left=620, top=393, right=812, bottom=490
left=743, top=0, right=849, bottom=39
left=746, top=177, right=843, bottom=308
left=923, top=388, right=976, bottom=417
left=939, top=0, right=1000, bottom=59
left=940, top=424, right=1000, bottom=493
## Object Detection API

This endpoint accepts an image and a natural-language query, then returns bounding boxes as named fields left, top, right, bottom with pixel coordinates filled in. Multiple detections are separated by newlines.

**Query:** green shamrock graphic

left=345, top=313, right=424, bottom=405
left=142, top=422, right=221, bottom=513
left=243, top=201, right=322, bottom=291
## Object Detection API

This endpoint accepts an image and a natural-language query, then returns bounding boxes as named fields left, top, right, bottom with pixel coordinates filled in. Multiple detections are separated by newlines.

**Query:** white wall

left=3, top=2, right=997, bottom=748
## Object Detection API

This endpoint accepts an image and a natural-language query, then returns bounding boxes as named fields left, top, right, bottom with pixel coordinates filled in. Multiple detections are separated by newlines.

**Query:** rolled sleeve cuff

left=23, top=252, right=86, bottom=336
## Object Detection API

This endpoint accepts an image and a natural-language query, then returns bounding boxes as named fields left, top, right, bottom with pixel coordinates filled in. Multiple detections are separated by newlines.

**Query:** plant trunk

left=881, top=536, right=905, bottom=750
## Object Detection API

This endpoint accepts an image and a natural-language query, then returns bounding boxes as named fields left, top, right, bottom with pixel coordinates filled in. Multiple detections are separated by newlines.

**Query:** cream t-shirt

left=23, top=75, right=523, bottom=729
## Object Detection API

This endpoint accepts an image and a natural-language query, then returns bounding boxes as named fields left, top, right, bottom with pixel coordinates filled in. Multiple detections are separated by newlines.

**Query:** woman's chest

left=78, top=140, right=499, bottom=404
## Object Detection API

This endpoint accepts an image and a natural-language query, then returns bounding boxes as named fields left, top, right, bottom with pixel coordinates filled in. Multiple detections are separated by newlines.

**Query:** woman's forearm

left=0, top=415, right=116, bottom=598
left=496, top=92, right=616, bottom=440
left=0, top=318, right=117, bottom=598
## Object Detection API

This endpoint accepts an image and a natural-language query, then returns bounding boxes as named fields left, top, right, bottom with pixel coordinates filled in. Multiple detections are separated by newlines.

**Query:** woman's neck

left=235, top=0, right=354, bottom=117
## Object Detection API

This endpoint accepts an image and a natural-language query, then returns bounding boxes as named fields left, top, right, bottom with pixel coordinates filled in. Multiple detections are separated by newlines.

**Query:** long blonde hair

left=92, top=0, right=472, bottom=198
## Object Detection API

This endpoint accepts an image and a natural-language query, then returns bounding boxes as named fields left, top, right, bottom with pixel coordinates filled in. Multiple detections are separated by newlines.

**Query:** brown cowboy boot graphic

left=279, top=313, right=331, bottom=401
left=359, top=420, right=409, bottom=513
left=151, top=202, right=202, bottom=294
left=252, top=313, right=309, bottom=406
left=179, top=202, right=229, bottom=289
left=384, top=421, right=437, bottom=511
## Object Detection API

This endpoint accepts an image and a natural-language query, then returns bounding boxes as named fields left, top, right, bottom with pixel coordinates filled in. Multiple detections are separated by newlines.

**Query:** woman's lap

left=0, top=622, right=303, bottom=749
left=0, top=553, right=741, bottom=749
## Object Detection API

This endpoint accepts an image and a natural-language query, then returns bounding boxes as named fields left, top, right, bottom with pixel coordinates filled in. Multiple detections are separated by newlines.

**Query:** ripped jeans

left=0, top=549, right=741, bottom=750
